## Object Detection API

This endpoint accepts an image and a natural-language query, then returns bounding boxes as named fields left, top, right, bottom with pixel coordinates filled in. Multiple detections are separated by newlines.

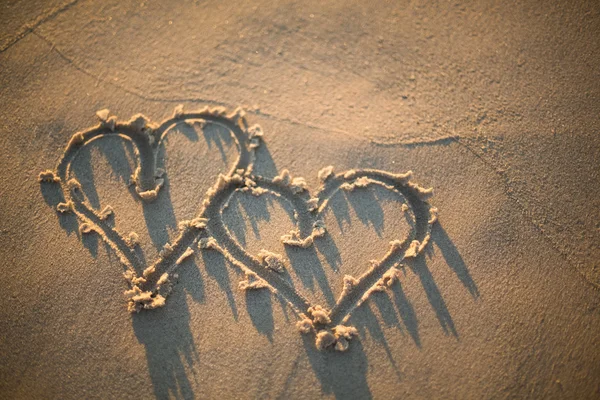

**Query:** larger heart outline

left=39, top=106, right=437, bottom=351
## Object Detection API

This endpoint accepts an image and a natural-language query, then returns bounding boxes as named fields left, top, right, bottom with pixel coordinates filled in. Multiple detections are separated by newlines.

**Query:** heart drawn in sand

left=39, top=105, right=437, bottom=352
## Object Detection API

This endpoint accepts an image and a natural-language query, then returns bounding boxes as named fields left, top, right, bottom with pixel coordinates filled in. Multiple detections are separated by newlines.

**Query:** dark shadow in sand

left=313, top=234, right=342, bottom=273
left=54, top=136, right=159, bottom=263
left=71, top=136, right=136, bottom=210
left=222, top=188, right=278, bottom=248
left=81, top=208, right=121, bottom=259
left=141, top=173, right=178, bottom=250
left=176, top=121, right=200, bottom=143
left=407, top=252, right=458, bottom=336
left=143, top=134, right=183, bottom=250
left=72, top=145, right=101, bottom=210
left=251, top=141, right=279, bottom=179
left=205, top=189, right=279, bottom=339
left=352, top=301, right=403, bottom=380
left=352, top=273, right=424, bottom=349
left=200, top=247, right=238, bottom=320
left=326, top=182, right=462, bottom=338
left=71, top=132, right=178, bottom=254
left=41, top=173, right=204, bottom=398
left=345, top=186, right=386, bottom=237
left=328, top=189, right=352, bottom=233
left=39, top=180, right=102, bottom=258
left=40, top=119, right=281, bottom=398
left=371, top=290, right=402, bottom=330
left=40, top=181, right=79, bottom=237
left=239, top=194, right=275, bottom=243
left=221, top=186, right=307, bottom=326
left=390, top=280, right=421, bottom=347
left=80, top=230, right=99, bottom=258
left=357, top=279, right=422, bottom=346
left=319, top=185, right=393, bottom=272
left=302, top=334, right=372, bottom=400
left=221, top=185, right=299, bottom=289
left=222, top=195, right=249, bottom=247
left=103, top=138, right=135, bottom=188
left=246, top=289, right=274, bottom=342
left=285, top=245, right=337, bottom=307
left=132, top=255, right=204, bottom=400
left=347, top=251, right=448, bottom=347
left=201, top=121, right=235, bottom=163
left=431, top=223, right=479, bottom=298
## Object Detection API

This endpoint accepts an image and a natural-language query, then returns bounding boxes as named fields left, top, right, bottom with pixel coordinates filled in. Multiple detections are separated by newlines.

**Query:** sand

left=1, top=0, right=600, bottom=398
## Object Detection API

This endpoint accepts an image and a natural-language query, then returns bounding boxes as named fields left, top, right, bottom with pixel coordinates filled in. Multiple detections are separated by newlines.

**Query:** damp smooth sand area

left=1, top=1, right=600, bottom=398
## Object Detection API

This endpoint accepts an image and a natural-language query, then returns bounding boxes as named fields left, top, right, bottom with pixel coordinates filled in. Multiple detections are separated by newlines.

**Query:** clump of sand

left=257, top=250, right=286, bottom=273
left=296, top=318, right=314, bottom=334
left=38, top=170, right=61, bottom=183
left=318, top=165, right=335, bottom=183
left=176, top=247, right=195, bottom=265
left=198, top=237, right=219, bottom=250
left=314, top=325, right=359, bottom=351
left=238, top=272, right=270, bottom=291
left=308, top=305, right=331, bottom=325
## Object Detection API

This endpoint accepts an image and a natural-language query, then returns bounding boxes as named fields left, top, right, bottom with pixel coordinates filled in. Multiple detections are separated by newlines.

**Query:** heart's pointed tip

left=307, top=305, right=331, bottom=325
left=314, top=325, right=359, bottom=351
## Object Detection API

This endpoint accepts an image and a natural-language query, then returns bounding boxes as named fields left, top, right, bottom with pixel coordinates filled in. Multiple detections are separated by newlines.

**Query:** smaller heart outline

left=202, top=167, right=437, bottom=350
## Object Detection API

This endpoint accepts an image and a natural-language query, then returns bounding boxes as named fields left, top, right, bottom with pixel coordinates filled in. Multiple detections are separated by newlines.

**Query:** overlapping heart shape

left=39, top=106, right=437, bottom=351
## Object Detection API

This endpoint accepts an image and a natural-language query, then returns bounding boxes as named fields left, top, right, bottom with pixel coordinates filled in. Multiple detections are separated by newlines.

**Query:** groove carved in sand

left=40, top=105, right=437, bottom=351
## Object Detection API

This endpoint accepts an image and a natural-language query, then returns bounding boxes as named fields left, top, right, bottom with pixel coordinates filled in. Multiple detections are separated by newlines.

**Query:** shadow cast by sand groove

left=432, top=223, right=479, bottom=298
left=302, top=334, right=372, bottom=399
left=390, top=281, right=421, bottom=347
left=132, top=255, right=204, bottom=400
left=246, top=289, right=275, bottom=342
left=285, top=245, right=337, bottom=307
left=407, top=254, right=457, bottom=337
left=142, top=174, right=178, bottom=250
left=201, top=248, right=238, bottom=320
left=351, top=302, right=403, bottom=380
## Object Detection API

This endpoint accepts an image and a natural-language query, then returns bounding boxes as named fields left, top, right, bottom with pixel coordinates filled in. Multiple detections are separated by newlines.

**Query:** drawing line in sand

left=39, top=105, right=437, bottom=351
